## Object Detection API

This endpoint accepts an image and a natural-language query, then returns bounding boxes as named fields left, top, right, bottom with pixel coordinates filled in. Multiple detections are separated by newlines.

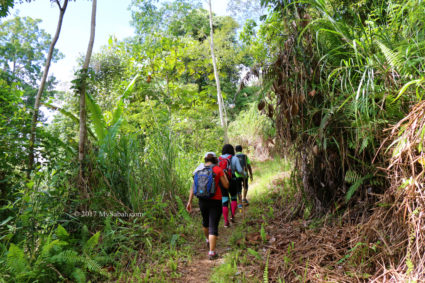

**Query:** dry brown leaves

left=252, top=192, right=369, bottom=282
left=360, top=100, right=425, bottom=281
left=251, top=101, right=425, bottom=282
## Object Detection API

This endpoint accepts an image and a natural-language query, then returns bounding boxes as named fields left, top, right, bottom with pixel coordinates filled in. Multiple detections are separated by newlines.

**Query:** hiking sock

left=222, top=206, right=229, bottom=225
left=231, top=201, right=237, bottom=217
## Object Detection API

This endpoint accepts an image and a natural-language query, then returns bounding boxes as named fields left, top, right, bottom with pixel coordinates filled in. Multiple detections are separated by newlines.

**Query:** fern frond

left=49, top=249, right=81, bottom=265
left=41, top=239, right=68, bottom=258
left=7, top=244, right=28, bottom=274
left=345, top=170, right=361, bottom=184
left=346, top=174, right=373, bottom=201
left=83, top=231, right=100, bottom=253
left=263, top=252, right=270, bottom=283
left=72, top=268, right=86, bottom=283
left=376, top=40, right=404, bottom=74
left=83, top=255, right=109, bottom=277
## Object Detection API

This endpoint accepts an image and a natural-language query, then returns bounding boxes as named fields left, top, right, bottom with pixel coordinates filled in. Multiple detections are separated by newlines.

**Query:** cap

left=204, top=152, right=216, bottom=158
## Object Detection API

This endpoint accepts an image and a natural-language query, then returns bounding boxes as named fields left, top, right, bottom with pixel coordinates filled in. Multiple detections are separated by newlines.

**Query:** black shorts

left=236, top=177, right=249, bottom=193
left=236, top=177, right=243, bottom=194
left=228, top=178, right=238, bottom=197
left=199, top=199, right=222, bottom=236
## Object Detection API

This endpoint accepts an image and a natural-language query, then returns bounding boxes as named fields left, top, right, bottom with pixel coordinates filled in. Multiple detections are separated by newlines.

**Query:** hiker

left=186, top=152, right=229, bottom=260
left=235, top=145, right=253, bottom=207
left=219, top=144, right=245, bottom=227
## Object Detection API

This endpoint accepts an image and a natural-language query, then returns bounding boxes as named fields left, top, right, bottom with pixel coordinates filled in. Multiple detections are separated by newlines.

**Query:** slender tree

left=207, top=0, right=228, bottom=143
left=78, top=0, right=96, bottom=191
left=28, top=0, right=68, bottom=178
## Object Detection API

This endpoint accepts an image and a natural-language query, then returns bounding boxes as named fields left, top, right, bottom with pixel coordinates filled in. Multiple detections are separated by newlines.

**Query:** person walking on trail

left=186, top=152, right=229, bottom=260
left=219, top=144, right=245, bottom=227
left=235, top=145, right=253, bottom=207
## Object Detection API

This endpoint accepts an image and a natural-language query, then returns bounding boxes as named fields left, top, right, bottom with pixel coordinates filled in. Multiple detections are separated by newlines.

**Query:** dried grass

left=361, top=101, right=425, bottom=281
left=255, top=101, right=425, bottom=282
left=256, top=190, right=370, bottom=282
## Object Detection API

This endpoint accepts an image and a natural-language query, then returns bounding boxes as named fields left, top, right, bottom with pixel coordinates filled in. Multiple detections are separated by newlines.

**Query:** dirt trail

left=175, top=166, right=267, bottom=282
left=176, top=223, right=232, bottom=282
left=176, top=210, right=244, bottom=282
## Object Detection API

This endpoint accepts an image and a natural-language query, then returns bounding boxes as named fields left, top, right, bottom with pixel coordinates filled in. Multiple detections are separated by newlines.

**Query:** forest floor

left=175, top=211, right=237, bottom=283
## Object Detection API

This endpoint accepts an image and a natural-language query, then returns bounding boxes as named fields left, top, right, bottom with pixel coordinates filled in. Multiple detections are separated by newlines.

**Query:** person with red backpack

left=219, top=144, right=245, bottom=227
left=186, top=152, right=229, bottom=260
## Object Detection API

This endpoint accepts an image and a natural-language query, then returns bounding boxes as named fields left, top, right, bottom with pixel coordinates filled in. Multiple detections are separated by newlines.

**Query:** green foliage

left=263, top=251, right=269, bottom=283
left=1, top=225, right=107, bottom=282
left=0, top=1, right=265, bottom=282
left=210, top=252, right=239, bottom=283
left=0, top=71, right=29, bottom=206
left=7, top=244, right=28, bottom=275
left=0, top=16, right=63, bottom=85
left=0, top=0, right=14, bottom=17
left=229, top=102, right=275, bottom=147
left=239, top=0, right=425, bottom=211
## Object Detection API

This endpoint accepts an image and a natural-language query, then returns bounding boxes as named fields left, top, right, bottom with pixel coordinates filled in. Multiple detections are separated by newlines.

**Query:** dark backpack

left=236, top=154, right=247, bottom=172
left=218, top=155, right=233, bottom=180
left=193, top=166, right=216, bottom=199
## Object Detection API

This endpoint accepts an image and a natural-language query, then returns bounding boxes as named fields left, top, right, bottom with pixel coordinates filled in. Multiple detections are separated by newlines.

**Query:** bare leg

left=209, top=235, right=217, bottom=252
left=203, top=227, right=208, bottom=240
left=243, top=189, right=248, bottom=201
left=242, top=179, right=248, bottom=201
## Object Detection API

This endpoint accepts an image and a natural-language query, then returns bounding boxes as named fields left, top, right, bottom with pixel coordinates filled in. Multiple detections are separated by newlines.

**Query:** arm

left=186, top=183, right=194, bottom=212
left=220, top=173, right=229, bottom=189
left=247, top=164, right=253, bottom=181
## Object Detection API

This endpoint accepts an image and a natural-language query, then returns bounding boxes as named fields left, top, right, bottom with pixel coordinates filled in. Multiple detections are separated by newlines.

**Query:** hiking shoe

left=243, top=199, right=249, bottom=206
left=238, top=204, right=243, bottom=209
left=230, top=216, right=235, bottom=223
left=224, top=221, right=230, bottom=228
left=208, top=251, right=219, bottom=260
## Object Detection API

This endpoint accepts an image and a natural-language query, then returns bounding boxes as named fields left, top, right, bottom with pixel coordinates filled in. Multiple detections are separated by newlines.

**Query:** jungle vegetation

left=1, top=0, right=425, bottom=281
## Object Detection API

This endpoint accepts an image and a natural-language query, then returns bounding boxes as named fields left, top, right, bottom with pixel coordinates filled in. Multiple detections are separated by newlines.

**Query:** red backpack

left=218, top=155, right=233, bottom=180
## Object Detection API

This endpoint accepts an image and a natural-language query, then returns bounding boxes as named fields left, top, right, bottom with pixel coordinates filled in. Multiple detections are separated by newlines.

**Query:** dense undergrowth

left=241, top=0, right=425, bottom=280
left=0, top=122, right=199, bottom=282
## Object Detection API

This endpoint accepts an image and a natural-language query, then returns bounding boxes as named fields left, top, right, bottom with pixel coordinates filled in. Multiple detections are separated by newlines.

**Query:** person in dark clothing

left=235, top=145, right=253, bottom=206
left=219, top=144, right=245, bottom=226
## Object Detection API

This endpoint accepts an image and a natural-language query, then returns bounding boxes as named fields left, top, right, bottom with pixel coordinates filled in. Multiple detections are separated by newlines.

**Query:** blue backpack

left=193, top=166, right=216, bottom=199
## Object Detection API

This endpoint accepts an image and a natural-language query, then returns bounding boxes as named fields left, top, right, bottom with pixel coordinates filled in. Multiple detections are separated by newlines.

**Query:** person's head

left=221, top=144, right=235, bottom=155
left=235, top=145, right=243, bottom=152
left=204, top=152, right=218, bottom=164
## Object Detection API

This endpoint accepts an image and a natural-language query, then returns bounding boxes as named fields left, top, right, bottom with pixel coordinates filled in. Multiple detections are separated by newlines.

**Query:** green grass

left=248, top=156, right=292, bottom=199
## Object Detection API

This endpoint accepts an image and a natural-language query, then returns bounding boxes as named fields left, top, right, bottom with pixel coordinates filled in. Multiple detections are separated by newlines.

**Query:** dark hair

left=235, top=145, right=242, bottom=152
left=221, top=144, right=235, bottom=155
left=204, top=154, right=218, bottom=164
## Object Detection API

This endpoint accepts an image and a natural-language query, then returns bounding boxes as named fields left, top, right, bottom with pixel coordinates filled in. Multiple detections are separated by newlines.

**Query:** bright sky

left=6, top=0, right=229, bottom=88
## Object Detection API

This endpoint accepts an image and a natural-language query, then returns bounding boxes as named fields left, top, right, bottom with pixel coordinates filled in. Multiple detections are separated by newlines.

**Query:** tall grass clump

left=242, top=0, right=425, bottom=215
left=229, top=102, right=275, bottom=158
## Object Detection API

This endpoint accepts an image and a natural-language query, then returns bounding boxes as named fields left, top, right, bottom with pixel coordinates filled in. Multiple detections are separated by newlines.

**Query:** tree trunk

left=301, top=148, right=323, bottom=216
left=28, top=0, right=68, bottom=178
left=78, top=0, right=97, bottom=193
left=208, top=0, right=229, bottom=143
